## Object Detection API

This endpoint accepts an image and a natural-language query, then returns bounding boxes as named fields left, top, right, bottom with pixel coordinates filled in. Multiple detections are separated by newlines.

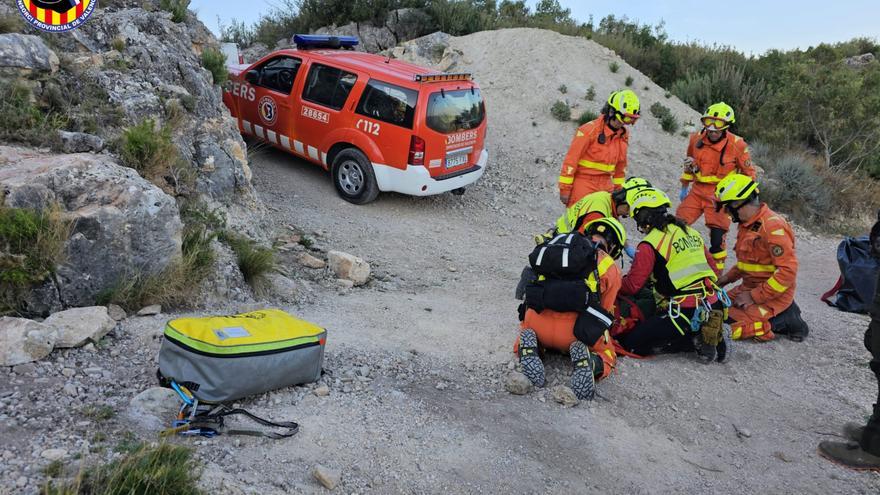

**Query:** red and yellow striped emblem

left=17, top=0, right=95, bottom=32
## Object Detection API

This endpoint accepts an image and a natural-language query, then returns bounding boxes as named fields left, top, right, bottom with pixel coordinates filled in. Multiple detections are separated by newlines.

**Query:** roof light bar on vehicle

left=292, top=34, right=359, bottom=50
left=413, top=73, right=473, bottom=83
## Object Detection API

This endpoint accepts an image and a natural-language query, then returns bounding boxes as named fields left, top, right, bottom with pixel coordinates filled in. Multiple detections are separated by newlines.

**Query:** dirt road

left=234, top=145, right=880, bottom=493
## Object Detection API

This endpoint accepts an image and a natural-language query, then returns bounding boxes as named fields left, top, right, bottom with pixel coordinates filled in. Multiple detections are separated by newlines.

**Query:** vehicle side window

left=302, top=63, right=358, bottom=110
left=355, top=79, right=418, bottom=129
left=255, top=56, right=301, bottom=94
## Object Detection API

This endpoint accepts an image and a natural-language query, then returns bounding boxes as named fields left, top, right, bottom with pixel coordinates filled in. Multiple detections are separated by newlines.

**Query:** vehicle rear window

left=426, top=88, right=485, bottom=134
left=356, top=79, right=418, bottom=129
left=302, top=63, right=358, bottom=110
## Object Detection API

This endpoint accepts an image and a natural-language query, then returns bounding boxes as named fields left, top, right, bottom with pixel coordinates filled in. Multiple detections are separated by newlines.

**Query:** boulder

left=43, top=306, right=116, bottom=348
left=125, top=387, right=180, bottom=432
left=389, top=32, right=452, bottom=63
left=384, top=8, right=433, bottom=42
left=298, top=253, right=326, bottom=269
left=312, top=464, right=341, bottom=490
left=550, top=385, right=579, bottom=407
left=265, top=272, right=300, bottom=304
left=107, top=304, right=127, bottom=321
left=58, top=131, right=105, bottom=153
left=136, top=304, right=162, bottom=316
left=0, top=317, right=57, bottom=366
left=845, top=53, right=876, bottom=68
left=240, top=42, right=269, bottom=64
left=0, top=146, right=183, bottom=311
left=314, top=22, right=396, bottom=53
left=0, top=34, right=59, bottom=76
left=504, top=371, right=532, bottom=395
left=327, top=251, right=370, bottom=286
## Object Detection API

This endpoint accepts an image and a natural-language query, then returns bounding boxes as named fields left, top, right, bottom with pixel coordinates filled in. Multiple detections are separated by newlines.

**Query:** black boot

left=769, top=302, right=809, bottom=342
left=818, top=441, right=880, bottom=471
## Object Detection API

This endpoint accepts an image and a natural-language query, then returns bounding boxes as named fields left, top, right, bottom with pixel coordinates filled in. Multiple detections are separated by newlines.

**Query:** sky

left=191, top=0, right=880, bottom=56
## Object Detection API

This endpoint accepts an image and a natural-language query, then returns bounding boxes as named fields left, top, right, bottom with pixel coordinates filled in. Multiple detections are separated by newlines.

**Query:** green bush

left=118, top=120, right=192, bottom=194
left=557, top=84, right=567, bottom=94
left=625, top=75, right=634, bottom=86
left=550, top=100, right=571, bottom=121
left=609, top=61, right=620, bottom=73
left=159, top=0, right=190, bottom=23
left=201, top=47, right=228, bottom=86
left=649, top=102, right=678, bottom=134
left=0, top=203, right=72, bottom=315
left=760, top=152, right=832, bottom=223
left=577, top=109, right=598, bottom=125
left=0, top=83, right=66, bottom=148
left=584, top=85, right=596, bottom=101
left=110, top=37, right=126, bottom=52
left=44, top=443, right=203, bottom=495
left=222, top=232, right=275, bottom=291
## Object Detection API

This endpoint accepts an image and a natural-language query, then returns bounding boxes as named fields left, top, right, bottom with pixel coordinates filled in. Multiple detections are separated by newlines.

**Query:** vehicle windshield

left=426, top=88, right=485, bottom=134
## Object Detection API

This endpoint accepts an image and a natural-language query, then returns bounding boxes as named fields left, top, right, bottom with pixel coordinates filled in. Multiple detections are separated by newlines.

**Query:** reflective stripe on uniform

left=559, top=175, right=574, bottom=185
left=712, top=251, right=726, bottom=259
left=578, top=160, right=616, bottom=172
left=612, top=177, right=625, bottom=185
left=737, top=262, right=776, bottom=273
left=681, top=173, right=694, bottom=181
left=767, top=276, right=788, bottom=293
left=695, top=172, right=722, bottom=183
left=555, top=191, right=614, bottom=234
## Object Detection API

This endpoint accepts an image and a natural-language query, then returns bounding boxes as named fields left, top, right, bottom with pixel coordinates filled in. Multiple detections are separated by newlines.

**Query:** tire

left=331, top=148, right=379, bottom=205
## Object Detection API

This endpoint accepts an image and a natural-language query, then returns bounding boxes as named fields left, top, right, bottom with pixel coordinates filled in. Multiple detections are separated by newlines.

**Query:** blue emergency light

left=293, top=34, right=359, bottom=50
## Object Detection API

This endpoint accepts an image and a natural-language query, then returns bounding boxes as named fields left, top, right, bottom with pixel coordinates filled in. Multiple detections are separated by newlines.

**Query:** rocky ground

left=2, top=27, right=880, bottom=494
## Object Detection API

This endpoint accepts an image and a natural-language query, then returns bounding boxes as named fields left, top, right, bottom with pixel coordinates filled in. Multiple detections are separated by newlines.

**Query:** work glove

left=679, top=185, right=689, bottom=202
left=624, top=244, right=636, bottom=260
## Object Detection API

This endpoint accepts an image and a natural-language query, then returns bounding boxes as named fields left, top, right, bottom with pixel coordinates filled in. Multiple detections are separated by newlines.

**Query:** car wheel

left=331, top=148, right=379, bottom=204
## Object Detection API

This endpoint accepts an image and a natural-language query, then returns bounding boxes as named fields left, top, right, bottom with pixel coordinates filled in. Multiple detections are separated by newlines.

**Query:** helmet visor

left=701, top=116, right=730, bottom=130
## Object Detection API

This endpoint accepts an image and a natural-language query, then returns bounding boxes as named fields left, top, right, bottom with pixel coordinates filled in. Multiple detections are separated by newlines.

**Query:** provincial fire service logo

left=258, top=96, right=277, bottom=125
left=16, top=0, right=96, bottom=33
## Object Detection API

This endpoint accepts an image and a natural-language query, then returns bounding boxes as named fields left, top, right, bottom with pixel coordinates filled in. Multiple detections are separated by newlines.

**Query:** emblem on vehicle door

left=258, top=95, right=278, bottom=125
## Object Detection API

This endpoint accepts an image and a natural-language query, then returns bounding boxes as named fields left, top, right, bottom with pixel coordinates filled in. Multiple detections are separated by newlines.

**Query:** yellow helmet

left=611, top=176, right=652, bottom=206
left=715, top=173, right=758, bottom=204
left=585, top=217, right=627, bottom=259
left=702, top=102, right=735, bottom=130
left=629, top=187, right=671, bottom=217
left=607, top=89, right=641, bottom=124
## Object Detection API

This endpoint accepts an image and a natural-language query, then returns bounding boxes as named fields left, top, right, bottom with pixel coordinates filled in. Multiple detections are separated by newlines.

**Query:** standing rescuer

left=714, top=174, right=808, bottom=342
left=676, top=102, right=756, bottom=272
left=818, top=211, right=880, bottom=470
left=558, top=90, right=640, bottom=207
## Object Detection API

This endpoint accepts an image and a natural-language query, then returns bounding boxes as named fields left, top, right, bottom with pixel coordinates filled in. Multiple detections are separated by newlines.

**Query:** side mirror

left=245, top=70, right=259, bottom=85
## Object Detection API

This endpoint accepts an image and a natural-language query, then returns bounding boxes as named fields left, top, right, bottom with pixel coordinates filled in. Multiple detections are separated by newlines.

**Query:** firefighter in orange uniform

left=558, top=90, right=640, bottom=207
left=516, top=218, right=626, bottom=400
left=714, top=174, right=809, bottom=342
left=677, top=102, right=756, bottom=272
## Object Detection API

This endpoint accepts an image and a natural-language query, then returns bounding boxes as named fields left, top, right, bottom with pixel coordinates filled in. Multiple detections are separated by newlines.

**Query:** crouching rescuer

left=714, top=174, right=808, bottom=342
left=515, top=218, right=627, bottom=400
left=617, top=188, right=730, bottom=362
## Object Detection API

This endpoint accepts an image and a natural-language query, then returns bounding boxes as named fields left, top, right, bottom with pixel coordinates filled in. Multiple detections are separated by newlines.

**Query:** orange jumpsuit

left=517, top=251, right=621, bottom=379
left=559, top=117, right=629, bottom=207
left=676, top=131, right=756, bottom=271
left=725, top=204, right=798, bottom=341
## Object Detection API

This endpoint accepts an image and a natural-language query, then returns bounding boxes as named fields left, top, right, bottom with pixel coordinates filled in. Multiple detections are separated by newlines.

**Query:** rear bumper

left=372, top=149, right=488, bottom=196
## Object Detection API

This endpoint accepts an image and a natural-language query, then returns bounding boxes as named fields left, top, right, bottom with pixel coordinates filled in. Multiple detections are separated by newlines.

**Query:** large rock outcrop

left=0, top=146, right=183, bottom=311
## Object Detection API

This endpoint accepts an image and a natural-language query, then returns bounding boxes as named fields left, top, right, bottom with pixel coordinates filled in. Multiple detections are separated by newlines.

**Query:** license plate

left=445, top=153, right=468, bottom=169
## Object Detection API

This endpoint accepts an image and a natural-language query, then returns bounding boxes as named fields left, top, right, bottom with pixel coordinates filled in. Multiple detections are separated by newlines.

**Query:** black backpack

left=528, top=232, right=598, bottom=279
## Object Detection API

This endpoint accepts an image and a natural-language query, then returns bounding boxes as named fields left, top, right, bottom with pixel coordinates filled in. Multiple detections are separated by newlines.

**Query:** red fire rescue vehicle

left=222, top=35, right=488, bottom=204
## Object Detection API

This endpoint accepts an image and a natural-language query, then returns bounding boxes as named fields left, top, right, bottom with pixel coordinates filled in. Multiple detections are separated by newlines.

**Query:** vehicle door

left=296, top=62, right=359, bottom=165
left=353, top=79, right=419, bottom=169
left=239, top=55, right=303, bottom=149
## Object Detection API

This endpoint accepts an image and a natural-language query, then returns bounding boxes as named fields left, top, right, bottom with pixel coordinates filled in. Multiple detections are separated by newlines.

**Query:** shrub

left=110, top=37, right=126, bottom=52
left=664, top=92, right=672, bottom=99
left=760, top=152, right=832, bottom=224
left=201, top=48, right=228, bottom=86
left=649, top=102, right=678, bottom=134
left=159, top=0, right=190, bottom=23
left=584, top=85, right=596, bottom=101
left=0, top=203, right=72, bottom=315
left=625, top=75, right=634, bottom=86
left=44, top=443, right=203, bottom=495
left=557, top=84, right=567, bottom=94
left=609, top=61, right=620, bottom=73
left=118, top=120, right=192, bottom=195
left=0, top=83, right=66, bottom=148
left=577, top=109, right=598, bottom=125
left=222, top=232, right=275, bottom=291
left=550, top=100, right=571, bottom=122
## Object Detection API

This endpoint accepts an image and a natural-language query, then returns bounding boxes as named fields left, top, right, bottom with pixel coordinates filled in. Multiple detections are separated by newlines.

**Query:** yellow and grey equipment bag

left=158, top=309, right=326, bottom=403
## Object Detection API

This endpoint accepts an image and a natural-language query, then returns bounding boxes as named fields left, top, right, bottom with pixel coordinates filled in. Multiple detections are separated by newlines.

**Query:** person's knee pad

left=709, top=227, right=726, bottom=253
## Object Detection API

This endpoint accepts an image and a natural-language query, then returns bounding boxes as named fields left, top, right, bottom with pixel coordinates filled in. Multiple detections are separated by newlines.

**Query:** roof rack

left=292, top=34, right=359, bottom=50
left=413, top=73, right=473, bottom=83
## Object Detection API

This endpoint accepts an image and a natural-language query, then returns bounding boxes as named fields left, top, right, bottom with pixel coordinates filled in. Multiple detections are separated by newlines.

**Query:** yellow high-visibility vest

left=644, top=224, right=716, bottom=290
